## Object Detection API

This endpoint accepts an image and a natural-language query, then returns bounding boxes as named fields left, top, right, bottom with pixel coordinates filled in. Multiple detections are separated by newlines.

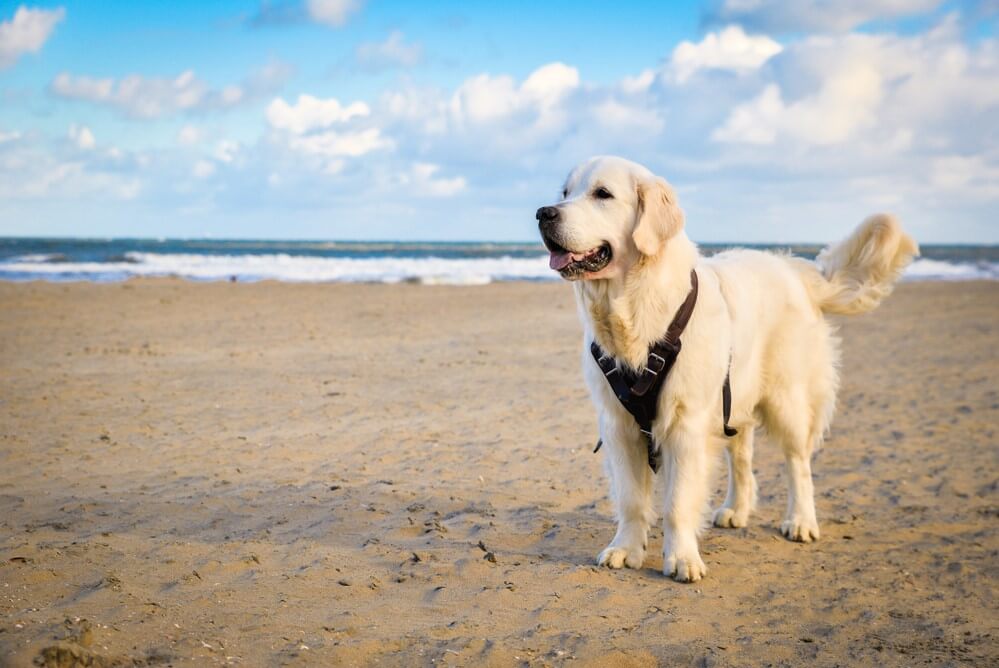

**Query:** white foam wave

left=0, top=251, right=556, bottom=284
left=0, top=252, right=994, bottom=284
left=903, top=258, right=999, bottom=281
left=9, top=253, right=60, bottom=263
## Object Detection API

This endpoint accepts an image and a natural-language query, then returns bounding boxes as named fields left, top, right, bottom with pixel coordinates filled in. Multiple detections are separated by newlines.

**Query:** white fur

left=546, top=156, right=918, bottom=582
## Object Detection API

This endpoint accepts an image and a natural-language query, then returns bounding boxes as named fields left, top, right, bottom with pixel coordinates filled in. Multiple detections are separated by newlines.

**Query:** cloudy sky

left=0, top=0, right=996, bottom=242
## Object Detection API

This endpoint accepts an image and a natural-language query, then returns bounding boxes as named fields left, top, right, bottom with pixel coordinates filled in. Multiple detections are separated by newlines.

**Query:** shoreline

left=2, top=239, right=997, bottom=284
left=0, top=273, right=996, bottom=286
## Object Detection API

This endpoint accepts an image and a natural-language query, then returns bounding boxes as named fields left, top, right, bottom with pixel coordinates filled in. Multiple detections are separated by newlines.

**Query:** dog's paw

left=712, top=506, right=749, bottom=529
left=663, top=550, right=706, bottom=582
left=780, top=517, right=820, bottom=543
left=597, top=544, right=645, bottom=569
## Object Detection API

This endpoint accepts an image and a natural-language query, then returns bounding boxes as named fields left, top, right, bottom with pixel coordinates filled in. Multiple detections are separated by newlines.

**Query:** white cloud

left=449, top=62, right=579, bottom=128
left=177, top=125, right=202, bottom=146
left=365, top=62, right=583, bottom=161
left=287, top=128, right=391, bottom=158
left=448, top=73, right=519, bottom=125
left=192, top=159, right=216, bottom=179
left=265, top=94, right=370, bottom=134
left=712, top=64, right=884, bottom=146
left=214, top=140, right=240, bottom=163
left=0, top=5, right=65, bottom=69
left=68, top=124, right=96, bottom=150
left=711, top=83, right=782, bottom=144
left=706, top=0, right=943, bottom=33
left=50, top=73, right=113, bottom=99
left=0, top=129, right=23, bottom=144
left=244, top=60, right=295, bottom=94
left=380, top=85, right=448, bottom=133
left=322, top=159, right=345, bottom=175
left=592, top=99, right=664, bottom=135
left=355, top=30, right=423, bottom=72
left=51, top=63, right=292, bottom=119
left=0, top=138, right=141, bottom=201
left=930, top=154, right=999, bottom=199
left=306, top=0, right=363, bottom=27
left=668, top=25, right=782, bottom=83
left=520, top=62, right=581, bottom=110
left=620, top=69, right=655, bottom=94
left=266, top=93, right=389, bottom=173
left=406, top=163, right=467, bottom=197
left=220, top=85, right=243, bottom=106
left=713, top=24, right=998, bottom=148
left=376, top=62, right=583, bottom=144
left=51, top=70, right=208, bottom=119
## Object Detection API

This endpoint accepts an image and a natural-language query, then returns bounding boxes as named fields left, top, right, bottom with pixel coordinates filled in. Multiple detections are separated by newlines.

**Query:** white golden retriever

left=537, top=156, right=918, bottom=582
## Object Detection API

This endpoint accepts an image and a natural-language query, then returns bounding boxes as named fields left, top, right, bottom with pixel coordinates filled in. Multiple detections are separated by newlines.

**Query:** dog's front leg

left=661, top=413, right=710, bottom=582
left=597, top=413, right=655, bottom=569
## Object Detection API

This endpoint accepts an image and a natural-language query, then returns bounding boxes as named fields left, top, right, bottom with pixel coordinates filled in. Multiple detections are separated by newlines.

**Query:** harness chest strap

left=590, top=269, right=737, bottom=472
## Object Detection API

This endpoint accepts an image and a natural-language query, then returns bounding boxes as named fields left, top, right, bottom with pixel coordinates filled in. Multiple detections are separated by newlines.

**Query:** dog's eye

left=593, top=187, right=613, bottom=200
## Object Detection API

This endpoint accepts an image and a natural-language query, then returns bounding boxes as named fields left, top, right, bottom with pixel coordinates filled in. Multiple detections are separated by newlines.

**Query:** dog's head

left=536, top=156, right=685, bottom=281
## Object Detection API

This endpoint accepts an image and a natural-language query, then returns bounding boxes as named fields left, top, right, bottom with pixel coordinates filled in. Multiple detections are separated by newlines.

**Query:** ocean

left=0, top=237, right=996, bottom=284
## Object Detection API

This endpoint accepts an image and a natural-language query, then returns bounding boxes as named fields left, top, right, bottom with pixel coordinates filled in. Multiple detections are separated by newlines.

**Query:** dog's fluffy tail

left=794, top=214, right=919, bottom=316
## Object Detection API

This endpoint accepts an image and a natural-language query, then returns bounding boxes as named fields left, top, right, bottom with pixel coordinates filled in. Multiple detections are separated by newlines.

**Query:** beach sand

left=1, top=279, right=996, bottom=667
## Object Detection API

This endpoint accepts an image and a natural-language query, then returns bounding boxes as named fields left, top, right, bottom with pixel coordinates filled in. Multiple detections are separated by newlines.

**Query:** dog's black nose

left=536, top=206, right=560, bottom=225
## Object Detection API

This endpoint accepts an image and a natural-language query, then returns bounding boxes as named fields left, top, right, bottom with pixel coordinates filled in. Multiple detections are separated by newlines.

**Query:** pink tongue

left=549, top=251, right=574, bottom=270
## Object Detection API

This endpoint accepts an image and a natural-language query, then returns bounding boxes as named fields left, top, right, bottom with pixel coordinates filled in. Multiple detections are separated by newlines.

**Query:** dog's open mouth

left=545, top=240, right=612, bottom=278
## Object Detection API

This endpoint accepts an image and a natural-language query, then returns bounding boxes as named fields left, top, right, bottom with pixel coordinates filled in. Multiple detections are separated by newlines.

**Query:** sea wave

left=0, top=251, right=555, bottom=284
left=0, top=251, right=995, bottom=284
left=9, top=253, right=67, bottom=263
left=903, top=258, right=999, bottom=280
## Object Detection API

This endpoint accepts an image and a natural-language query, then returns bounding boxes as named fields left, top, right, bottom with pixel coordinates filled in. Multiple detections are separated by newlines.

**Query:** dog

left=537, top=156, right=918, bottom=582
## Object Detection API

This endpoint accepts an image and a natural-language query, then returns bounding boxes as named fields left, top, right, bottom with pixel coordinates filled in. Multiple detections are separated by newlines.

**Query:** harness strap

left=661, top=270, right=698, bottom=347
left=592, top=342, right=660, bottom=470
left=629, top=270, right=698, bottom=397
left=590, top=269, right=737, bottom=472
left=722, top=372, right=737, bottom=437
left=592, top=346, right=635, bottom=406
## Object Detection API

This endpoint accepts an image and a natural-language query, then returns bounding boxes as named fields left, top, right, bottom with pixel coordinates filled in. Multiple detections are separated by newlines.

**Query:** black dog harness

left=590, top=269, right=737, bottom=472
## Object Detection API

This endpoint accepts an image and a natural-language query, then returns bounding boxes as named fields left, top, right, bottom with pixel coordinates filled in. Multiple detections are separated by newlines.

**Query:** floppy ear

left=633, top=177, right=684, bottom=256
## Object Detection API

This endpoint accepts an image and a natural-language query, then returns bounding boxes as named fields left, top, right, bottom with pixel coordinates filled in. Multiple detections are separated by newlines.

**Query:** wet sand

left=1, top=279, right=997, bottom=667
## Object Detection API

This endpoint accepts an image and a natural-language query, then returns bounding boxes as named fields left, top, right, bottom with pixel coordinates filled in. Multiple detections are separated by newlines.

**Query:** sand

left=1, top=279, right=997, bottom=667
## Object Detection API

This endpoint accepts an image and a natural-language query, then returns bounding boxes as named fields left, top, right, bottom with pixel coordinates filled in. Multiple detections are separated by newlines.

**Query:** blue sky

left=0, top=0, right=996, bottom=242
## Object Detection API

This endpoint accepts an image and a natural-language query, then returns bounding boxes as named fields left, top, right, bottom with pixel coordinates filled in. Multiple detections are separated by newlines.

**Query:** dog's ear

left=633, top=177, right=684, bottom=256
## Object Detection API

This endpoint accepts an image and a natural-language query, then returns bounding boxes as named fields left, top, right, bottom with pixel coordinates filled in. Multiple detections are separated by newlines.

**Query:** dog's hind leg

left=597, top=414, right=655, bottom=570
left=767, top=391, right=822, bottom=543
left=780, top=444, right=820, bottom=542
left=712, top=427, right=757, bottom=529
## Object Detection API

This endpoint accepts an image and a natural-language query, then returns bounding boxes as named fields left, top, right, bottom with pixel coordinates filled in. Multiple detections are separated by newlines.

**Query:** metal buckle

left=644, top=351, right=665, bottom=376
